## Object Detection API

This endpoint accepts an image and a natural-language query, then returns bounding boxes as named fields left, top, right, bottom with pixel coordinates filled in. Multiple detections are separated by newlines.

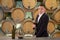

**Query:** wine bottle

left=12, top=25, right=16, bottom=39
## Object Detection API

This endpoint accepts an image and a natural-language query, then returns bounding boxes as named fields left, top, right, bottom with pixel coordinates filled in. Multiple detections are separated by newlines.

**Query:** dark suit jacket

left=34, top=13, right=49, bottom=37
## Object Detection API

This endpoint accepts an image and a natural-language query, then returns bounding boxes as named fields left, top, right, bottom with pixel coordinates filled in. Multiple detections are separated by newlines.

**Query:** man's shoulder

left=43, top=13, right=49, bottom=18
left=44, top=13, right=48, bottom=16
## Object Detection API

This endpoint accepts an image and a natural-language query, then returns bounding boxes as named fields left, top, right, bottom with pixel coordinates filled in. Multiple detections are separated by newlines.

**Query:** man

left=33, top=6, right=49, bottom=37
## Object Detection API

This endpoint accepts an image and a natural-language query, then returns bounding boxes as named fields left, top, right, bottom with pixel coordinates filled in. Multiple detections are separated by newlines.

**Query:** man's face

left=38, top=8, right=42, bottom=14
left=38, top=6, right=45, bottom=14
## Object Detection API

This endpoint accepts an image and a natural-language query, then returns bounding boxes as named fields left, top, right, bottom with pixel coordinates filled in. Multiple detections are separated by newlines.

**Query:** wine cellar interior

left=0, top=0, right=60, bottom=38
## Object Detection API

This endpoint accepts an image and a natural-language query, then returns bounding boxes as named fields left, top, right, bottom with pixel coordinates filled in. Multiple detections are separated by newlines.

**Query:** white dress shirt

left=37, top=13, right=44, bottom=22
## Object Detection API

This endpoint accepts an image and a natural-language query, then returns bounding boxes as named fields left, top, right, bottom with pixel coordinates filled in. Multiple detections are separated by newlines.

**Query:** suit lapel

left=38, top=13, right=45, bottom=23
left=35, top=15, right=39, bottom=23
left=35, top=13, right=45, bottom=23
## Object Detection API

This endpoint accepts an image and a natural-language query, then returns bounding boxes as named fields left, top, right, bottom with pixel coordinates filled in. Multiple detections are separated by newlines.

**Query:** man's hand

left=33, top=24, right=36, bottom=30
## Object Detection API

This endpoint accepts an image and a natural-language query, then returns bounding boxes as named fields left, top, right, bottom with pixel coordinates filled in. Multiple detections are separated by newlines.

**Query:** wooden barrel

left=11, top=8, right=25, bottom=22
left=2, top=20, right=15, bottom=34
left=33, top=9, right=39, bottom=21
left=52, top=9, right=60, bottom=24
left=22, top=0, right=37, bottom=9
left=0, top=7, right=4, bottom=21
left=45, top=0, right=58, bottom=11
left=33, top=7, right=47, bottom=21
left=1, top=0, right=15, bottom=9
left=53, top=32, right=60, bottom=38
left=47, top=20, right=55, bottom=34
left=22, top=20, right=34, bottom=34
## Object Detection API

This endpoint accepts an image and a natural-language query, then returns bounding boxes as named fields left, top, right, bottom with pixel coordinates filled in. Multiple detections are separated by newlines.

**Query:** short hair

left=40, top=3, right=44, bottom=6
